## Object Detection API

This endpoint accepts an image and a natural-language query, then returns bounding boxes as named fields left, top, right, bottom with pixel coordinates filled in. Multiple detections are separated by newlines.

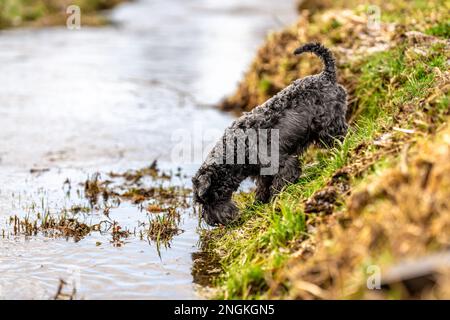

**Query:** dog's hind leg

left=270, top=155, right=301, bottom=198
left=254, top=176, right=273, bottom=203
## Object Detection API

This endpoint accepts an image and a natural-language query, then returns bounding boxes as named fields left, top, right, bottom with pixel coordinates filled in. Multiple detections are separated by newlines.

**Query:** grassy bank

left=0, top=0, right=126, bottom=29
left=199, top=0, right=449, bottom=299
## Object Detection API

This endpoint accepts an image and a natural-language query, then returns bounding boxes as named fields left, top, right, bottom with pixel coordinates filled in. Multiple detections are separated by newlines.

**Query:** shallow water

left=0, top=0, right=296, bottom=299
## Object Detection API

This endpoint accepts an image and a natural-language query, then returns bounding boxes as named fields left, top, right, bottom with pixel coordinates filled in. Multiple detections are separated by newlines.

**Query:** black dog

left=193, top=42, right=348, bottom=226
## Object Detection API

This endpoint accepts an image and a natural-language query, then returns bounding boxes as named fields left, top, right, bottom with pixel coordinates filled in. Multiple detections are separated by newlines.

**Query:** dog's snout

left=201, top=207, right=217, bottom=226
left=201, top=201, right=239, bottom=226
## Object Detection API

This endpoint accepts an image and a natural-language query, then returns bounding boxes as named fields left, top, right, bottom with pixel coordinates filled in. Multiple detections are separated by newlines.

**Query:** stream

left=0, top=0, right=296, bottom=299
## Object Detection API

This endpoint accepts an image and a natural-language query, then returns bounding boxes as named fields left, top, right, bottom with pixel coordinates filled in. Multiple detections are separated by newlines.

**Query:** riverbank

left=0, top=0, right=127, bottom=29
left=199, top=0, right=450, bottom=299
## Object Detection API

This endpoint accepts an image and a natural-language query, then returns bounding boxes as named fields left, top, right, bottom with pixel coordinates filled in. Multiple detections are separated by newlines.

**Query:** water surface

left=0, top=0, right=296, bottom=299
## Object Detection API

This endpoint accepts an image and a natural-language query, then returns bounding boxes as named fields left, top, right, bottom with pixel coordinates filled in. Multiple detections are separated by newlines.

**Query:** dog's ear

left=197, top=173, right=211, bottom=198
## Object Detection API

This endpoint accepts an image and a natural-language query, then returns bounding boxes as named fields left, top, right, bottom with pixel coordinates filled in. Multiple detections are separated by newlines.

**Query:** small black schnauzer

left=193, top=42, right=348, bottom=226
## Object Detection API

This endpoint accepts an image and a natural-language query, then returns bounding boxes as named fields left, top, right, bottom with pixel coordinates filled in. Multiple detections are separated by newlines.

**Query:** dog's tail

left=293, top=42, right=336, bottom=82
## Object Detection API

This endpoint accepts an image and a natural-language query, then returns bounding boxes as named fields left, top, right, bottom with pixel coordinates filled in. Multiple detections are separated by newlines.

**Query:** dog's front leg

left=270, top=155, right=301, bottom=198
left=254, top=176, right=273, bottom=203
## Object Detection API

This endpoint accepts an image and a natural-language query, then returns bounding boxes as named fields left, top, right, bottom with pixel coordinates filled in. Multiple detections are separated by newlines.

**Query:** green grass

left=202, top=42, right=448, bottom=299
left=0, top=0, right=44, bottom=27
left=426, top=21, right=450, bottom=38
left=373, top=0, right=449, bottom=27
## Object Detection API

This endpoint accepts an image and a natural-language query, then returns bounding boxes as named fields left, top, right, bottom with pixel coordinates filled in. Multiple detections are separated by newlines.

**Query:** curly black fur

left=193, top=42, right=348, bottom=226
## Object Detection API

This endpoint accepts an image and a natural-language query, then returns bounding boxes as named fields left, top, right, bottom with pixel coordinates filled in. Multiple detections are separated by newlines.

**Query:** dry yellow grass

left=284, top=119, right=450, bottom=299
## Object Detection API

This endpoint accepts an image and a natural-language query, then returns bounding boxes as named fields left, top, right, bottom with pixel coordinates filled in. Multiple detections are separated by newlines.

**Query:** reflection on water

left=0, top=0, right=296, bottom=299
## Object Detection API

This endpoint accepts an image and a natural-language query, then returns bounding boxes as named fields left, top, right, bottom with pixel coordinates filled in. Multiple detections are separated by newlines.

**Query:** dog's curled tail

left=294, top=42, right=336, bottom=82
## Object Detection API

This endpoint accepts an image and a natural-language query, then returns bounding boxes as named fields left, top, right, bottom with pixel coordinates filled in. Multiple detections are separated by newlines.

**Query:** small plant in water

left=146, top=208, right=182, bottom=256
